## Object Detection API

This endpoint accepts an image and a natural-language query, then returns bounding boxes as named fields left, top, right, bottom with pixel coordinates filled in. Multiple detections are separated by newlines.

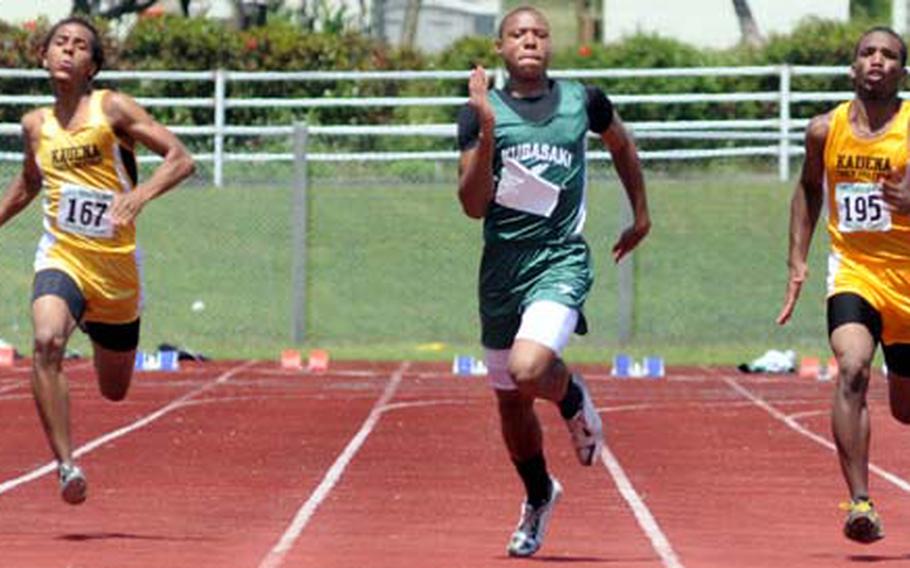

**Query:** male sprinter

left=457, top=6, right=650, bottom=557
left=778, top=26, right=910, bottom=543
left=0, top=17, right=194, bottom=504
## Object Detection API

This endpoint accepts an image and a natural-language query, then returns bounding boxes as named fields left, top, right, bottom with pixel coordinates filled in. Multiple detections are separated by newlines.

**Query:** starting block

left=611, top=354, right=632, bottom=377
left=612, top=354, right=664, bottom=378
left=134, top=350, right=179, bottom=372
left=0, top=345, right=14, bottom=367
left=798, top=357, right=820, bottom=380
left=307, top=349, right=329, bottom=373
left=824, top=356, right=838, bottom=381
left=643, top=356, right=665, bottom=378
left=281, top=349, right=303, bottom=370
left=452, top=355, right=487, bottom=376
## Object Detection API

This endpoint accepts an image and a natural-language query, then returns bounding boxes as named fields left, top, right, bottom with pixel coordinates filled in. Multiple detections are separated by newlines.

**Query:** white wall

left=602, top=0, right=849, bottom=49
left=3, top=0, right=70, bottom=23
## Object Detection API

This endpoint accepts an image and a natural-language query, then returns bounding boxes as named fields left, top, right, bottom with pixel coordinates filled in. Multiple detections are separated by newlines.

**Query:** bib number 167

left=57, top=185, right=114, bottom=238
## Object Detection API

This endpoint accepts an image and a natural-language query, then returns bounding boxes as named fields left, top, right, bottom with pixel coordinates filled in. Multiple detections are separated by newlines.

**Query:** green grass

left=0, top=172, right=832, bottom=364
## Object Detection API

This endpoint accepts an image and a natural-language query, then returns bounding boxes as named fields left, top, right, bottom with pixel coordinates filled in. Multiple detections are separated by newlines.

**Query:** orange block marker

left=0, top=346, right=14, bottom=367
left=798, top=357, right=820, bottom=380
left=307, top=349, right=329, bottom=373
left=826, top=357, right=839, bottom=380
left=281, top=349, right=302, bottom=370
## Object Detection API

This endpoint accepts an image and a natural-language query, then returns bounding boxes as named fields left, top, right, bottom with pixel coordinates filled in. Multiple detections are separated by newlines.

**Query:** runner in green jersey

left=456, top=5, right=650, bottom=558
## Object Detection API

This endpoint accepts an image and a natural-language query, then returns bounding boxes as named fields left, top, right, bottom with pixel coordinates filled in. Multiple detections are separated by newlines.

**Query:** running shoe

left=564, top=373, right=603, bottom=466
left=841, top=498, right=884, bottom=543
left=507, top=477, right=563, bottom=558
left=59, top=462, right=87, bottom=505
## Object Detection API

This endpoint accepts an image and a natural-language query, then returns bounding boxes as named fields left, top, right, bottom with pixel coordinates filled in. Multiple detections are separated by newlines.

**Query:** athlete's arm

left=777, top=112, right=829, bottom=325
left=103, top=91, right=195, bottom=226
left=600, top=110, right=650, bottom=262
left=0, top=112, right=43, bottom=229
left=458, top=66, right=495, bottom=219
left=879, top=113, right=910, bottom=214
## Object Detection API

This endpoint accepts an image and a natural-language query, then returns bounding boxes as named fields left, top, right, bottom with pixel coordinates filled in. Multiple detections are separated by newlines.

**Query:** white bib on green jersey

left=485, top=80, right=589, bottom=244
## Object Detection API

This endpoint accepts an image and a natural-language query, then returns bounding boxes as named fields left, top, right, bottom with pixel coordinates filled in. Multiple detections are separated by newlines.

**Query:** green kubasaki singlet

left=479, top=80, right=595, bottom=349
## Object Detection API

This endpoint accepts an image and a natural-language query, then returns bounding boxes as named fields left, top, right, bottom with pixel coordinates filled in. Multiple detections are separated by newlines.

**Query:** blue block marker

left=135, top=350, right=180, bottom=372
left=611, top=354, right=632, bottom=378
left=453, top=355, right=474, bottom=375
left=643, top=356, right=665, bottom=378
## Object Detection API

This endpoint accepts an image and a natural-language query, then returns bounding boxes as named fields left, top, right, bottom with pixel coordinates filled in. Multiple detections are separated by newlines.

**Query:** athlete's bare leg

left=508, top=339, right=570, bottom=403
left=496, top=389, right=543, bottom=462
left=887, top=369, right=910, bottom=424
left=92, top=343, right=136, bottom=401
left=830, top=323, right=877, bottom=500
left=31, top=295, right=79, bottom=465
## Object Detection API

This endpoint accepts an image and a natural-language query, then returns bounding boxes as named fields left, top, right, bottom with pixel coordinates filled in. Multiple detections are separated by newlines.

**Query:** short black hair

left=42, top=17, right=105, bottom=78
left=855, top=26, right=907, bottom=67
left=497, top=6, right=548, bottom=38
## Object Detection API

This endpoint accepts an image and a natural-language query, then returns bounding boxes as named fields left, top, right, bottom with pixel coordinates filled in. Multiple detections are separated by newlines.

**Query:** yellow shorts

left=827, top=252, right=910, bottom=345
left=34, top=235, right=142, bottom=324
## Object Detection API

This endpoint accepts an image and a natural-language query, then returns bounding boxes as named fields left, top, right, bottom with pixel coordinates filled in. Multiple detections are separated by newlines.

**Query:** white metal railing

left=0, top=65, right=854, bottom=185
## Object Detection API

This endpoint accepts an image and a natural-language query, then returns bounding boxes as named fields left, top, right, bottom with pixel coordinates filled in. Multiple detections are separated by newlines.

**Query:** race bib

left=57, top=184, right=114, bottom=238
left=495, top=158, right=561, bottom=218
left=835, top=182, right=891, bottom=233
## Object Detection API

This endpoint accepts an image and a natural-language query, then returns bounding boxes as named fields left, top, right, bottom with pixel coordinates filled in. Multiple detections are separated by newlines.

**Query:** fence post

left=291, top=122, right=309, bottom=343
left=778, top=64, right=791, bottom=182
left=214, top=69, right=226, bottom=188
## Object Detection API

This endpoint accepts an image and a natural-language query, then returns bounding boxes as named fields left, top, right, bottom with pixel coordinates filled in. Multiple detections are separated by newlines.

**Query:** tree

left=72, top=0, right=161, bottom=19
left=732, top=0, right=764, bottom=47
left=850, top=0, right=891, bottom=20
left=400, top=0, right=421, bottom=48
left=575, top=0, right=596, bottom=44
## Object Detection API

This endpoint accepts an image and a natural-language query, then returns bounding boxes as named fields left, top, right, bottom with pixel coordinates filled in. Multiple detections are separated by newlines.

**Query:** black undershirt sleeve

left=457, top=105, right=480, bottom=151
left=457, top=84, right=615, bottom=150
left=585, top=86, right=614, bottom=134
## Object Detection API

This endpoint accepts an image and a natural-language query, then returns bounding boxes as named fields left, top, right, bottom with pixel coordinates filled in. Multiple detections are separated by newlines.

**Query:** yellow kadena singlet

left=823, top=100, right=910, bottom=345
left=33, top=89, right=142, bottom=324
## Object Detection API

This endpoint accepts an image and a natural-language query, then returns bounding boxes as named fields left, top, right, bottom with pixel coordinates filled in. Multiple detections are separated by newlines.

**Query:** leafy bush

left=0, top=14, right=893, bottom=155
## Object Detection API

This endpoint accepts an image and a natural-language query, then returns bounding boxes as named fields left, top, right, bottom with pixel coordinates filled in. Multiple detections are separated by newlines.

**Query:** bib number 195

left=835, top=183, right=891, bottom=233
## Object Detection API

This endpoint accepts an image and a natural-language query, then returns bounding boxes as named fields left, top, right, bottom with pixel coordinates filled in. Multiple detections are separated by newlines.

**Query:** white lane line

left=721, top=374, right=910, bottom=493
left=0, top=360, right=256, bottom=497
left=0, top=382, right=24, bottom=395
left=257, top=362, right=409, bottom=568
left=600, top=443, right=685, bottom=568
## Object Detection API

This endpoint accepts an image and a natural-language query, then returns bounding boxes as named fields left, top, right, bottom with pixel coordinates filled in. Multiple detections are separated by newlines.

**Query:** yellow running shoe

left=840, top=499, right=884, bottom=543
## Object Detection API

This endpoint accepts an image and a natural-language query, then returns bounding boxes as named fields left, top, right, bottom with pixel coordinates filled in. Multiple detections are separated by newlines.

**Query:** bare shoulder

left=101, top=90, right=145, bottom=123
left=805, top=111, right=832, bottom=146
left=21, top=108, right=44, bottom=133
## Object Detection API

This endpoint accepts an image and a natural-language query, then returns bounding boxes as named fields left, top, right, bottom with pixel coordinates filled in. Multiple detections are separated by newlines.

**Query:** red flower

left=578, top=44, right=592, bottom=58
left=245, top=37, right=259, bottom=51
left=22, top=20, right=36, bottom=32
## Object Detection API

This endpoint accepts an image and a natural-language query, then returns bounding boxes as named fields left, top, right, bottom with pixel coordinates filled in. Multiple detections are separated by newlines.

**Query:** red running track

left=1, top=359, right=909, bottom=567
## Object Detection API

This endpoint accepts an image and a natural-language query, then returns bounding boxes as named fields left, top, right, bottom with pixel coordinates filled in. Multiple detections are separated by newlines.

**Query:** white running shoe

left=565, top=374, right=603, bottom=466
left=59, top=462, right=87, bottom=505
left=507, top=477, right=563, bottom=558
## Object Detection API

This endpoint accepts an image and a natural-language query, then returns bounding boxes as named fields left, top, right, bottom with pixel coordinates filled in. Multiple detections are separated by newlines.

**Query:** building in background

left=601, top=0, right=849, bottom=49
left=375, top=0, right=497, bottom=52
left=4, top=0, right=70, bottom=23
left=895, top=0, right=910, bottom=34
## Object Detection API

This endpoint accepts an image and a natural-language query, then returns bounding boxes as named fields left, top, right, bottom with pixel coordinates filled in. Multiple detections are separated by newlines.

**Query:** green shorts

left=479, top=239, right=593, bottom=349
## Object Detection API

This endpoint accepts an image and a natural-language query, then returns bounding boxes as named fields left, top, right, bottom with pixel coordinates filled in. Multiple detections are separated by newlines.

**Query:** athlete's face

left=852, top=32, right=906, bottom=100
left=43, top=23, right=97, bottom=85
left=496, top=11, right=552, bottom=82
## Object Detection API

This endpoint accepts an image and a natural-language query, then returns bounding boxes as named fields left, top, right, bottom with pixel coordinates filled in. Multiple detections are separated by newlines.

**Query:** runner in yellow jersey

left=0, top=17, right=194, bottom=505
left=778, top=26, right=910, bottom=543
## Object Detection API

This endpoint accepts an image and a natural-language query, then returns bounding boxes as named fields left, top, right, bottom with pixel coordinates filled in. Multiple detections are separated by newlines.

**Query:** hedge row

left=0, top=15, right=881, bottom=152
